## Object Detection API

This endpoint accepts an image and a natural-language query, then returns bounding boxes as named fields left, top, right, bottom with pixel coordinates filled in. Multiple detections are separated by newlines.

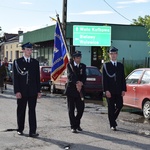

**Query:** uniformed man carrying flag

left=65, top=51, right=87, bottom=133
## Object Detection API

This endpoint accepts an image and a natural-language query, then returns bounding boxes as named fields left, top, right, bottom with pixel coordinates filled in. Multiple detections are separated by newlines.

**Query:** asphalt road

left=0, top=85, right=149, bottom=150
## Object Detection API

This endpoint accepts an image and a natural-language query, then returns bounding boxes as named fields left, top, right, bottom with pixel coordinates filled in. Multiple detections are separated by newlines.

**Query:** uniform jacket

left=65, top=61, right=87, bottom=97
left=102, top=61, right=126, bottom=95
left=13, top=57, right=41, bottom=97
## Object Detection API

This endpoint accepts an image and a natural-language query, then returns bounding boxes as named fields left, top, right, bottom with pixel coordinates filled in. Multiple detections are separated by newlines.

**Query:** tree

left=132, top=15, right=150, bottom=40
left=101, top=46, right=109, bottom=62
left=0, top=27, right=4, bottom=42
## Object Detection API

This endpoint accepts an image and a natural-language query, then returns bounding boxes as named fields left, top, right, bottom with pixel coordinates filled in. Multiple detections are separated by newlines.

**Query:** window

left=86, top=68, right=101, bottom=76
left=141, top=71, right=150, bottom=84
left=16, top=51, right=19, bottom=58
left=42, top=67, right=51, bottom=73
left=6, top=51, right=8, bottom=58
left=126, top=70, right=143, bottom=84
left=10, top=51, right=12, bottom=60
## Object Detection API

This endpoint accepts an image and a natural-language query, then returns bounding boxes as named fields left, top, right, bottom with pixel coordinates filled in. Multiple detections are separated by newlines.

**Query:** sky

left=0, top=0, right=150, bottom=34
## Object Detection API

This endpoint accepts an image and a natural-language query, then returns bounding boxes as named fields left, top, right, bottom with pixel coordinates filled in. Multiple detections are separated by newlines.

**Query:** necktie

left=114, top=62, right=116, bottom=66
left=27, top=59, right=29, bottom=63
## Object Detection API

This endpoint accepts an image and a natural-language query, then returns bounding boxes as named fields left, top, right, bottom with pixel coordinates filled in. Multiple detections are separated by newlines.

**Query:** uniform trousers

left=107, top=94, right=123, bottom=128
left=17, top=96, right=37, bottom=134
left=67, top=95, right=85, bottom=129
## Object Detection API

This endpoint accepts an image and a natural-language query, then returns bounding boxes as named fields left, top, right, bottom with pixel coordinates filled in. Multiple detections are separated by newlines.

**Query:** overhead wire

left=103, top=0, right=133, bottom=23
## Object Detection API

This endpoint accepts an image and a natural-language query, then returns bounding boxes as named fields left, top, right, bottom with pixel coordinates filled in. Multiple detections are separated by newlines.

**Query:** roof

left=23, top=25, right=55, bottom=44
left=4, top=33, right=18, bottom=41
left=67, top=22, right=149, bottom=41
left=22, top=22, right=149, bottom=44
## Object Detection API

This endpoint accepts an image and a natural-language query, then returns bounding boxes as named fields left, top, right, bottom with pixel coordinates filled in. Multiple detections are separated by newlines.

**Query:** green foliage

left=132, top=15, right=150, bottom=47
left=124, top=63, right=136, bottom=77
left=124, top=63, right=144, bottom=77
left=132, top=15, right=150, bottom=27
left=101, top=46, right=109, bottom=62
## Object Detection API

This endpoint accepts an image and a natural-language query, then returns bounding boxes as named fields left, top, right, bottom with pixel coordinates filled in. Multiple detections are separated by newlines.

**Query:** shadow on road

left=80, top=130, right=150, bottom=149
left=36, top=136, right=108, bottom=150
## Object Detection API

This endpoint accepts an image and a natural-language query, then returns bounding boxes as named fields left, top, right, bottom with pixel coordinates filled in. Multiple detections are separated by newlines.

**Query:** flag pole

left=56, top=14, right=84, bottom=101
left=56, top=14, right=71, bottom=60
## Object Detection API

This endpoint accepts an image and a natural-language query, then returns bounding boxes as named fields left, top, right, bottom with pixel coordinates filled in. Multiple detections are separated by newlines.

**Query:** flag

left=51, top=21, right=69, bottom=81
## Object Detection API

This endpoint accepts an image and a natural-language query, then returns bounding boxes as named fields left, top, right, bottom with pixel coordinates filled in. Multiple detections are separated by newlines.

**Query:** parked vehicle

left=124, top=68, right=150, bottom=119
left=40, top=66, right=51, bottom=88
left=51, top=66, right=103, bottom=98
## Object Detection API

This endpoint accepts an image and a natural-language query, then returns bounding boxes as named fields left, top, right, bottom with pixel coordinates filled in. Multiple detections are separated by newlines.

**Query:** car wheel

left=51, top=83, right=56, bottom=94
left=62, top=83, right=67, bottom=95
left=143, top=101, right=150, bottom=119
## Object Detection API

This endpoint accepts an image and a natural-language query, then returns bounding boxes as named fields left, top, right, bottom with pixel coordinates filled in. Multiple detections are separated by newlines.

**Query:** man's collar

left=23, top=56, right=31, bottom=62
left=74, top=61, right=79, bottom=67
left=110, top=60, right=117, bottom=64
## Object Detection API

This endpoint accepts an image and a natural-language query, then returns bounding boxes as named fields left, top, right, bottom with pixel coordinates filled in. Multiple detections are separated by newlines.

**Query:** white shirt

left=74, top=61, right=79, bottom=67
left=23, top=56, right=31, bottom=63
left=110, top=60, right=117, bottom=66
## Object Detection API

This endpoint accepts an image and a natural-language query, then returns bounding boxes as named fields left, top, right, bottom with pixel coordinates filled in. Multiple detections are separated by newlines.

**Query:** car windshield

left=86, top=68, right=101, bottom=76
left=126, top=70, right=143, bottom=84
left=42, top=67, right=51, bottom=73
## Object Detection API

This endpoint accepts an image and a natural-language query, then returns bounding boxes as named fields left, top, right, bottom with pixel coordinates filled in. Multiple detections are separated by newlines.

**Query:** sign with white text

left=73, top=25, right=111, bottom=46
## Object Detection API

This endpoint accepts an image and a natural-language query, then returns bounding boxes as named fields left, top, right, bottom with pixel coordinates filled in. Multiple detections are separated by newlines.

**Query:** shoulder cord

left=103, top=63, right=116, bottom=78
left=15, top=60, right=29, bottom=84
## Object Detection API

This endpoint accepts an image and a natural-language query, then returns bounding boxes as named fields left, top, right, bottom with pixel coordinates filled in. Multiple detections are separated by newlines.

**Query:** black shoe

left=110, top=127, right=117, bottom=131
left=1, top=91, right=3, bottom=94
left=29, top=133, right=39, bottom=137
left=71, top=129, right=77, bottom=133
left=17, top=131, right=24, bottom=135
left=77, top=127, right=83, bottom=131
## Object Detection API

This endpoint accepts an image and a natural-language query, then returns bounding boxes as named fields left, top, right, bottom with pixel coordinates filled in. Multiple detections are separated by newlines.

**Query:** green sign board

left=73, top=25, right=111, bottom=46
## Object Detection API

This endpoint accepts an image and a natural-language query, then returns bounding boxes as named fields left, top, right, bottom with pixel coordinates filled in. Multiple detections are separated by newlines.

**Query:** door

left=124, top=70, right=144, bottom=107
left=135, top=70, right=150, bottom=108
left=91, top=47, right=102, bottom=69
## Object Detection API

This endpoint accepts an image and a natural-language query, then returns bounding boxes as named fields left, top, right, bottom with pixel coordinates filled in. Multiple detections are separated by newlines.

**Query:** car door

left=135, top=70, right=150, bottom=108
left=124, top=70, right=144, bottom=107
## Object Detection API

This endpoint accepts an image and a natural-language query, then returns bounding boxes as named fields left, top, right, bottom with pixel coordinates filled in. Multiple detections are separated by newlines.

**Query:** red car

left=51, top=66, right=103, bottom=98
left=40, top=66, right=51, bottom=88
left=124, top=68, right=150, bottom=119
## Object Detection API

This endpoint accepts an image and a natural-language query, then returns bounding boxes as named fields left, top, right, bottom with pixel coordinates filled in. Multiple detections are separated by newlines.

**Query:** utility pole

left=62, top=0, right=67, bottom=37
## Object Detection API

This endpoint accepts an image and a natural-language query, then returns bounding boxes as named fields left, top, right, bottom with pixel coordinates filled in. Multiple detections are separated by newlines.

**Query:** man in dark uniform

left=65, top=51, right=87, bottom=133
left=102, top=47, right=126, bottom=131
left=13, top=42, right=41, bottom=137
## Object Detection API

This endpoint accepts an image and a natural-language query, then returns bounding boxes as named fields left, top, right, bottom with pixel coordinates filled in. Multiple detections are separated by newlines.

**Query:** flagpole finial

left=49, top=16, right=57, bottom=22
left=55, top=10, right=59, bottom=18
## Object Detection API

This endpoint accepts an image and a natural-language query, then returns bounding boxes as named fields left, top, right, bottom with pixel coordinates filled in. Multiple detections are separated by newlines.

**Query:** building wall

left=36, top=46, right=53, bottom=66
left=75, top=46, right=91, bottom=66
left=112, top=40, right=150, bottom=64
left=22, top=22, right=150, bottom=67
left=4, top=41, right=22, bottom=61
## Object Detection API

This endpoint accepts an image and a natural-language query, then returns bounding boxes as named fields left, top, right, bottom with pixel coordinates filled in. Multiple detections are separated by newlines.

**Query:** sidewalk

left=0, top=85, right=149, bottom=150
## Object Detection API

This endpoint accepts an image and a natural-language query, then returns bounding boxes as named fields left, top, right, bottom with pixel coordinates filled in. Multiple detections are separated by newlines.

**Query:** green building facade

left=21, top=22, right=150, bottom=68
